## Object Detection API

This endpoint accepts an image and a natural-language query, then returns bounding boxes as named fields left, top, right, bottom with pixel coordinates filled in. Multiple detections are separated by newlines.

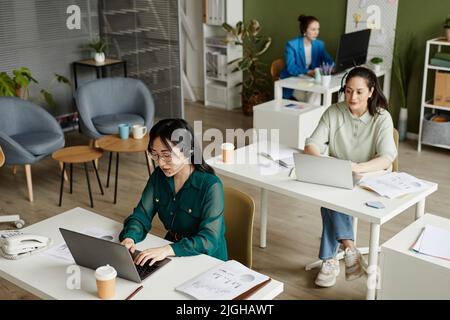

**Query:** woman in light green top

left=304, top=67, right=397, bottom=288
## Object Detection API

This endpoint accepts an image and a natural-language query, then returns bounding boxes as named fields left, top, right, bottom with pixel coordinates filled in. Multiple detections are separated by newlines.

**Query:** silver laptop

left=59, top=228, right=171, bottom=283
left=293, top=153, right=359, bottom=189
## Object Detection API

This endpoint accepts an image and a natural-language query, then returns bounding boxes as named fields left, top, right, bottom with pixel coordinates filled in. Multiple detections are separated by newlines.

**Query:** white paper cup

left=221, top=143, right=235, bottom=163
left=95, top=264, right=117, bottom=299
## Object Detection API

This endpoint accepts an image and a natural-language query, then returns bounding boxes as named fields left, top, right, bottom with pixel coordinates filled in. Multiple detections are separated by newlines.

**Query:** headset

left=338, top=70, right=350, bottom=96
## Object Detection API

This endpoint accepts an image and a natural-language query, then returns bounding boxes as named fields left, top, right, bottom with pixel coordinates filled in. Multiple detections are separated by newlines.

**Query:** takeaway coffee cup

left=221, top=143, right=235, bottom=164
left=118, top=124, right=130, bottom=140
left=95, top=264, right=117, bottom=300
left=132, top=124, right=147, bottom=139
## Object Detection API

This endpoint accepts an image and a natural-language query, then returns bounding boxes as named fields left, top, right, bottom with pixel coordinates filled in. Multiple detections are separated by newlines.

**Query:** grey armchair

left=75, top=77, right=155, bottom=140
left=0, top=97, right=65, bottom=202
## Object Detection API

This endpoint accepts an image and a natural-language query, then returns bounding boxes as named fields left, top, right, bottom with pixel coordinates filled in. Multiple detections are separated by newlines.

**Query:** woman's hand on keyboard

left=133, top=245, right=174, bottom=267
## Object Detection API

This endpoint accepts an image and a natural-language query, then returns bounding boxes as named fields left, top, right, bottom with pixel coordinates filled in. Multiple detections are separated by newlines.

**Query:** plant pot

left=94, top=52, right=105, bottom=63
left=398, top=107, right=408, bottom=141
left=373, top=64, right=381, bottom=73
left=446, top=28, right=450, bottom=42
left=242, top=92, right=267, bottom=116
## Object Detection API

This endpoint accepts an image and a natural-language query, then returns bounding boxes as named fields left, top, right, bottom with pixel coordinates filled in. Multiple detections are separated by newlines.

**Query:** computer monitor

left=334, top=29, right=371, bottom=73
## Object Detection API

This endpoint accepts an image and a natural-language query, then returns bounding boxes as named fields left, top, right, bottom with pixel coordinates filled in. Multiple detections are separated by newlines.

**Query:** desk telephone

left=0, top=234, right=52, bottom=260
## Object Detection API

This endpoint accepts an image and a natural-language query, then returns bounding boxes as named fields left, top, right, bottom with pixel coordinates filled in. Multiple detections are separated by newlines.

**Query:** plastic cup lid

left=221, top=143, right=235, bottom=150
left=95, top=264, right=117, bottom=281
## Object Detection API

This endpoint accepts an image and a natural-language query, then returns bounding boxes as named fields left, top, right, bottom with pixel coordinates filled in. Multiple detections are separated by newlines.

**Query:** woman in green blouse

left=119, top=118, right=227, bottom=266
left=304, top=67, right=397, bottom=288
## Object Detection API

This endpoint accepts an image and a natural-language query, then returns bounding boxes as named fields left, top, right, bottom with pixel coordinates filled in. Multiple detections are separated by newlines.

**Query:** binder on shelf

left=207, top=0, right=225, bottom=25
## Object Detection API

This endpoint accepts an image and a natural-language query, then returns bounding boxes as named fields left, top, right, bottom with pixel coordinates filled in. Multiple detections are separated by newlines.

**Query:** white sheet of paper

left=176, top=260, right=269, bottom=300
left=416, top=225, right=450, bottom=261
left=42, top=227, right=119, bottom=262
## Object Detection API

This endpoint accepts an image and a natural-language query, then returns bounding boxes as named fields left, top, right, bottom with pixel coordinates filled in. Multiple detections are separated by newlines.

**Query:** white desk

left=253, top=99, right=324, bottom=149
left=274, top=68, right=390, bottom=107
left=0, top=207, right=283, bottom=300
left=378, top=213, right=450, bottom=299
left=207, top=141, right=437, bottom=300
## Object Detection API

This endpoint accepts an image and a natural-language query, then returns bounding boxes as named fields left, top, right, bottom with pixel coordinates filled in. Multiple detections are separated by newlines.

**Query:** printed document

left=411, top=225, right=450, bottom=261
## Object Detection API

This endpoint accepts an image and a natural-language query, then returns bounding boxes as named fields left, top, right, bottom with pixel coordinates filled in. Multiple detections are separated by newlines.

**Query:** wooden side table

left=72, top=58, right=127, bottom=89
left=52, top=146, right=104, bottom=208
left=96, top=134, right=152, bottom=204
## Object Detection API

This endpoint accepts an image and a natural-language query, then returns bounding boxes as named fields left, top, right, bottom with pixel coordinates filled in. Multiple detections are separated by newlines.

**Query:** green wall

left=244, top=0, right=450, bottom=133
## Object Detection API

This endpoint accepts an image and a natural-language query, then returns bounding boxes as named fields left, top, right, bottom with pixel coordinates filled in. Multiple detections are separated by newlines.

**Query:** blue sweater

left=280, top=36, right=334, bottom=99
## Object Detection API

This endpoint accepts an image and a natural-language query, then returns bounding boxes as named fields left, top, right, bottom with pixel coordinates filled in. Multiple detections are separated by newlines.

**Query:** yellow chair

left=270, top=58, right=285, bottom=81
left=393, top=128, right=399, bottom=172
left=224, top=187, right=255, bottom=268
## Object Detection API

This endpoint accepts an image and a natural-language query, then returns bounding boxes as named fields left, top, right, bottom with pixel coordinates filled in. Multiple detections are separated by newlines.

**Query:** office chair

left=0, top=146, right=25, bottom=228
left=270, top=58, right=285, bottom=81
left=224, top=187, right=255, bottom=268
left=305, top=129, right=400, bottom=271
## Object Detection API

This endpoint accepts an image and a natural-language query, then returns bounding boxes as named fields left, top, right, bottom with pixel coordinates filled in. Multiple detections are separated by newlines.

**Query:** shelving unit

left=418, top=37, right=450, bottom=152
left=203, top=0, right=242, bottom=110
left=98, top=0, right=183, bottom=119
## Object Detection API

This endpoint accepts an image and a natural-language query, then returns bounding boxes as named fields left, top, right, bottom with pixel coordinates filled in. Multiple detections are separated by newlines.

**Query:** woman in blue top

left=280, top=15, right=334, bottom=101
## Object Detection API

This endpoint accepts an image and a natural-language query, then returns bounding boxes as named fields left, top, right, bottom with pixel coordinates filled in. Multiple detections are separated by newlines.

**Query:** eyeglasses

left=149, top=151, right=173, bottom=164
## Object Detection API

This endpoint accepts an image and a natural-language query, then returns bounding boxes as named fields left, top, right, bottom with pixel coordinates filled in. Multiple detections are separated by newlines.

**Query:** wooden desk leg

left=84, top=162, right=94, bottom=208
left=25, top=164, right=33, bottom=202
left=260, top=188, right=268, bottom=248
left=106, top=152, right=112, bottom=188
left=58, top=163, right=65, bottom=206
left=12, top=165, right=17, bottom=175
left=415, top=198, right=425, bottom=220
left=114, top=152, right=119, bottom=204
left=366, top=223, right=380, bottom=300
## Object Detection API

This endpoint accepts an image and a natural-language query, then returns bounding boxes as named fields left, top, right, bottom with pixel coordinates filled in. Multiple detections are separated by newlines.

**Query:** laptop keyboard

left=136, top=263, right=160, bottom=280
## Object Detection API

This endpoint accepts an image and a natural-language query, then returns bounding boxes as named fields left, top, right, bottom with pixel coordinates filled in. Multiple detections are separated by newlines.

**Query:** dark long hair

left=344, top=67, right=389, bottom=116
left=149, top=118, right=215, bottom=175
left=298, top=14, right=319, bottom=35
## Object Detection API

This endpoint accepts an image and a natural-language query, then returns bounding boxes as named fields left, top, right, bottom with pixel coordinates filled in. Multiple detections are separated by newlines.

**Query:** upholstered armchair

left=75, top=77, right=155, bottom=140
left=0, top=97, right=65, bottom=202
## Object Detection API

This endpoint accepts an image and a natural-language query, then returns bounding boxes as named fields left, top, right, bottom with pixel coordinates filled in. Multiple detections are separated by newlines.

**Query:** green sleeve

left=119, top=174, right=156, bottom=243
left=305, top=107, right=331, bottom=154
left=170, top=181, right=225, bottom=257
left=375, top=111, right=398, bottom=162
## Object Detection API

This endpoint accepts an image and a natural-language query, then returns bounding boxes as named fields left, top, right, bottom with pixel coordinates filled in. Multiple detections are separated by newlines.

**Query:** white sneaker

left=315, top=258, right=340, bottom=287
left=344, top=247, right=364, bottom=281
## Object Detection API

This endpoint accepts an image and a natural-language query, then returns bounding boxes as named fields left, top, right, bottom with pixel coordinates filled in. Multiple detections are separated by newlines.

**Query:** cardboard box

left=434, top=71, right=450, bottom=108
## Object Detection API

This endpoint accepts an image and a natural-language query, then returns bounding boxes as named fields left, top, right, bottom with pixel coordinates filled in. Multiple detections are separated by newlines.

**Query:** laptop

left=293, top=153, right=360, bottom=189
left=59, top=228, right=171, bottom=283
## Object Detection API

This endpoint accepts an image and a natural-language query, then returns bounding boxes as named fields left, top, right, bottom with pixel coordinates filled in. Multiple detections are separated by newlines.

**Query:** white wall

left=181, top=0, right=204, bottom=101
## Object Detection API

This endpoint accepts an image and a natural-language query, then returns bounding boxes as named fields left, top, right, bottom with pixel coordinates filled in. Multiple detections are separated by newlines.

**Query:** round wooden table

left=52, top=146, right=104, bottom=208
left=96, top=134, right=151, bottom=204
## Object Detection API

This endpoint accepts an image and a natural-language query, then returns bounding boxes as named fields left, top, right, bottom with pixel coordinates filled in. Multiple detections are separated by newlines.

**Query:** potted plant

left=222, top=20, right=272, bottom=116
left=393, top=35, right=415, bottom=141
left=0, top=67, right=70, bottom=108
left=370, top=57, right=383, bottom=73
left=443, top=15, right=450, bottom=42
left=88, top=38, right=107, bottom=63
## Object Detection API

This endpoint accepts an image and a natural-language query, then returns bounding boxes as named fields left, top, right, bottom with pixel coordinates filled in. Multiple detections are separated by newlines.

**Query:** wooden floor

left=0, top=101, right=449, bottom=300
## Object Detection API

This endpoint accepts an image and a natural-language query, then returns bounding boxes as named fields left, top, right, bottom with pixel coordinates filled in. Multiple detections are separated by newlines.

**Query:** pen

left=125, top=285, right=143, bottom=300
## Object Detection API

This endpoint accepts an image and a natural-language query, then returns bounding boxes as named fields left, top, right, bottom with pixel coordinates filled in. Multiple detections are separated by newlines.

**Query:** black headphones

left=338, top=70, right=350, bottom=96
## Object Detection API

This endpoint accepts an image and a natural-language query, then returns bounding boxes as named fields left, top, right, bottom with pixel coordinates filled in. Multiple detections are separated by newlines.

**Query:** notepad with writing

left=175, top=260, right=271, bottom=300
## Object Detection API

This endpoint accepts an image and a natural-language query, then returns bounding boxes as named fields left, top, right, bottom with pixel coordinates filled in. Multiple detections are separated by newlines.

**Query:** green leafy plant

left=0, top=67, right=70, bottom=108
left=88, top=38, right=107, bottom=53
left=393, top=35, right=416, bottom=109
left=222, top=19, right=272, bottom=115
left=370, top=57, right=383, bottom=64
left=443, top=15, right=450, bottom=29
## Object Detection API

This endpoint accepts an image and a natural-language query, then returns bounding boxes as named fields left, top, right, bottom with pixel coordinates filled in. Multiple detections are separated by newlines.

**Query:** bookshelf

left=417, top=37, right=450, bottom=152
left=203, top=0, right=243, bottom=110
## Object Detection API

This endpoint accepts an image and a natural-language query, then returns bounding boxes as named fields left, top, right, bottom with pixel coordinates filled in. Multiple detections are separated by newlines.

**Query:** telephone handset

left=0, top=234, right=52, bottom=260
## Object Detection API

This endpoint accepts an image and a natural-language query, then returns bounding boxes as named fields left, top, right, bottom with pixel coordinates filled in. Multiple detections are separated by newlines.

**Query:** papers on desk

left=358, top=172, right=428, bottom=199
left=411, top=225, right=450, bottom=261
left=175, top=260, right=271, bottom=300
left=42, top=227, right=119, bottom=262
